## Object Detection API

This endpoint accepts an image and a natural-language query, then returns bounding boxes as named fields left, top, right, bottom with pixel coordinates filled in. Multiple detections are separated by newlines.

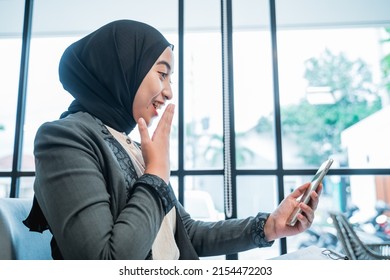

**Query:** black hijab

left=59, top=20, right=171, bottom=134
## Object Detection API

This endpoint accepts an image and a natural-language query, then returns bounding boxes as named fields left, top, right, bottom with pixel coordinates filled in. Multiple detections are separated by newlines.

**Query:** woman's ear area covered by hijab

left=58, top=19, right=172, bottom=134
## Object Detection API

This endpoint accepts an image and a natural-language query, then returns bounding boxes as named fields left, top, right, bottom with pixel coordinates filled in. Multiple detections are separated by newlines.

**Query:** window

left=2, top=0, right=390, bottom=259
left=0, top=0, right=25, bottom=197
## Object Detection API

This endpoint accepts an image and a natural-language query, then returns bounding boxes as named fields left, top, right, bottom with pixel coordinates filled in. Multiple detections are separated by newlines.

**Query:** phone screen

left=286, top=158, right=333, bottom=226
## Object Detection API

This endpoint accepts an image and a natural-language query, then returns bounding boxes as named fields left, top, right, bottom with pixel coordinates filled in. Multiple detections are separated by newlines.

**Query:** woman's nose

left=163, top=83, right=173, bottom=101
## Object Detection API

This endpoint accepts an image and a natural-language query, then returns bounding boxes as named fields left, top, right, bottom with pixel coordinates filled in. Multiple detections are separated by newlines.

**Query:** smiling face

left=132, top=47, right=174, bottom=127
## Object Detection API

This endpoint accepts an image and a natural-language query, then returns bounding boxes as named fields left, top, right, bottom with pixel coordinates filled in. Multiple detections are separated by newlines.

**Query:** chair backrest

left=329, top=212, right=390, bottom=260
left=0, top=198, right=52, bottom=260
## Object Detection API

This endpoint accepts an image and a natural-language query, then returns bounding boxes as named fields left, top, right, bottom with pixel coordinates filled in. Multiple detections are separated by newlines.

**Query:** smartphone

left=286, top=158, right=334, bottom=226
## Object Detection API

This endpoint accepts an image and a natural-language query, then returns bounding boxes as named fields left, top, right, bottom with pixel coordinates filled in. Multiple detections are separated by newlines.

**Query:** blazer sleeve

left=176, top=202, right=274, bottom=257
left=33, top=120, right=175, bottom=259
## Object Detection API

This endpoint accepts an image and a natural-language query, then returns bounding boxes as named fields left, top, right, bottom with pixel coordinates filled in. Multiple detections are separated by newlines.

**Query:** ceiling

left=1, top=0, right=390, bottom=37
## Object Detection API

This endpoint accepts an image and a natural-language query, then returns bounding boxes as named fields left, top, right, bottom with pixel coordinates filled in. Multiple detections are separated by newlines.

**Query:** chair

left=0, top=198, right=52, bottom=260
left=329, top=212, right=390, bottom=260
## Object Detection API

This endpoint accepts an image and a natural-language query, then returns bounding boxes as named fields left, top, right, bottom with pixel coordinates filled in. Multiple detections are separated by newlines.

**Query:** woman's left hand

left=264, top=182, right=322, bottom=241
left=138, top=103, right=175, bottom=184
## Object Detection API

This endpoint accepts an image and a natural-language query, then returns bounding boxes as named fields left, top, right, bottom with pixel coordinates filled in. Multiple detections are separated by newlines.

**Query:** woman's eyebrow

left=156, top=60, right=172, bottom=72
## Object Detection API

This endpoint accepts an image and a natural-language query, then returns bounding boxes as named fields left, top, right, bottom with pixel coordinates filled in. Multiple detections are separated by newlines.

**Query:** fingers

left=138, top=103, right=175, bottom=141
left=290, top=182, right=311, bottom=199
left=308, top=183, right=322, bottom=210
left=290, top=181, right=322, bottom=203
left=289, top=182, right=323, bottom=229
left=137, top=117, right=150, bottom=143
left=315, top=183, right=323, bottom=196
left=297, top=183, right=322, bottom=227
left=299, top=203, right=315, bottom=224
left=152, top=103, right=175, bottom=140
left=137, top=104, right=175, bottom=184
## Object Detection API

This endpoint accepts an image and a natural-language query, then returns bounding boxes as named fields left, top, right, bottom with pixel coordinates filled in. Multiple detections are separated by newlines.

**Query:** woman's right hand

left=137, top=103, right=175, bottom=184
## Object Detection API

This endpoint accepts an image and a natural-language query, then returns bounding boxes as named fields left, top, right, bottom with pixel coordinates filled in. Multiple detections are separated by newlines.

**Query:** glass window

left=0, top=178, right=11, bottom=198
left=278, top=27, right=390, bottom=169
left=23, top=37, right=76, bottom=169
left=232, top=0, right=276, bottom=170
left=275, top=0, right=390, bottom=169
left=236, top=175, right=280, bottom=259
left=285, top=175, right=390, bottom=253
left=4, top=0, right=390, bottom=260
left=183, top=175, right=224, bottom=221
left=168, top=176, right=179, bottom=198
left=183, top=175, right=225, bottom=260
left=184, top=0, right=223, bottom=170
left=19, top=176, right=35, bottom=199
left=0, top=0, right=25, bottom=171
left=236, top=175, right=277, bottom=217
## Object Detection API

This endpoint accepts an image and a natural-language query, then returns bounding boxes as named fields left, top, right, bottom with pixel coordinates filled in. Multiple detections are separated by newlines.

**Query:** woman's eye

left=159, top=72, right=168, bottom=80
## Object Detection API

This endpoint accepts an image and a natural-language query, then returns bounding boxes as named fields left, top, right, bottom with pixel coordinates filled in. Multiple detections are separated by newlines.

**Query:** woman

left=24, top=19, right=321, bottom=260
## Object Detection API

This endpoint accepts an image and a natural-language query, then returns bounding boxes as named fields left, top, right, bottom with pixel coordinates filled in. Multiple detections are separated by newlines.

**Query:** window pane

left=184, top=0, right=223, bottom=170
left=184, top=175, right=225, bottom=260
left=19, top=177, right=35, bottom=199
left=183, top=175, right=224, bottom=221
left=236, top=175, right=280, bottom=259
left=168, top=176, right=179, bottom=198
left=233, top=0, right=276, bottom=170
left=32, top=0, right=177, bottom=35
left=276, top=0, right=390, bottom=169
left=23, top=37, right=76, bottom=170
left=0, top=178, right=11, bottom=198
left=0, top=0, right=24, bottom=171
left=285, top=175, right=390, bottom=253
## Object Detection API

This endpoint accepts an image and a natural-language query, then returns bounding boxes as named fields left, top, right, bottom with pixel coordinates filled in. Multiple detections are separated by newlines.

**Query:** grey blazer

left=26, top=111, right=273, bottom=259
